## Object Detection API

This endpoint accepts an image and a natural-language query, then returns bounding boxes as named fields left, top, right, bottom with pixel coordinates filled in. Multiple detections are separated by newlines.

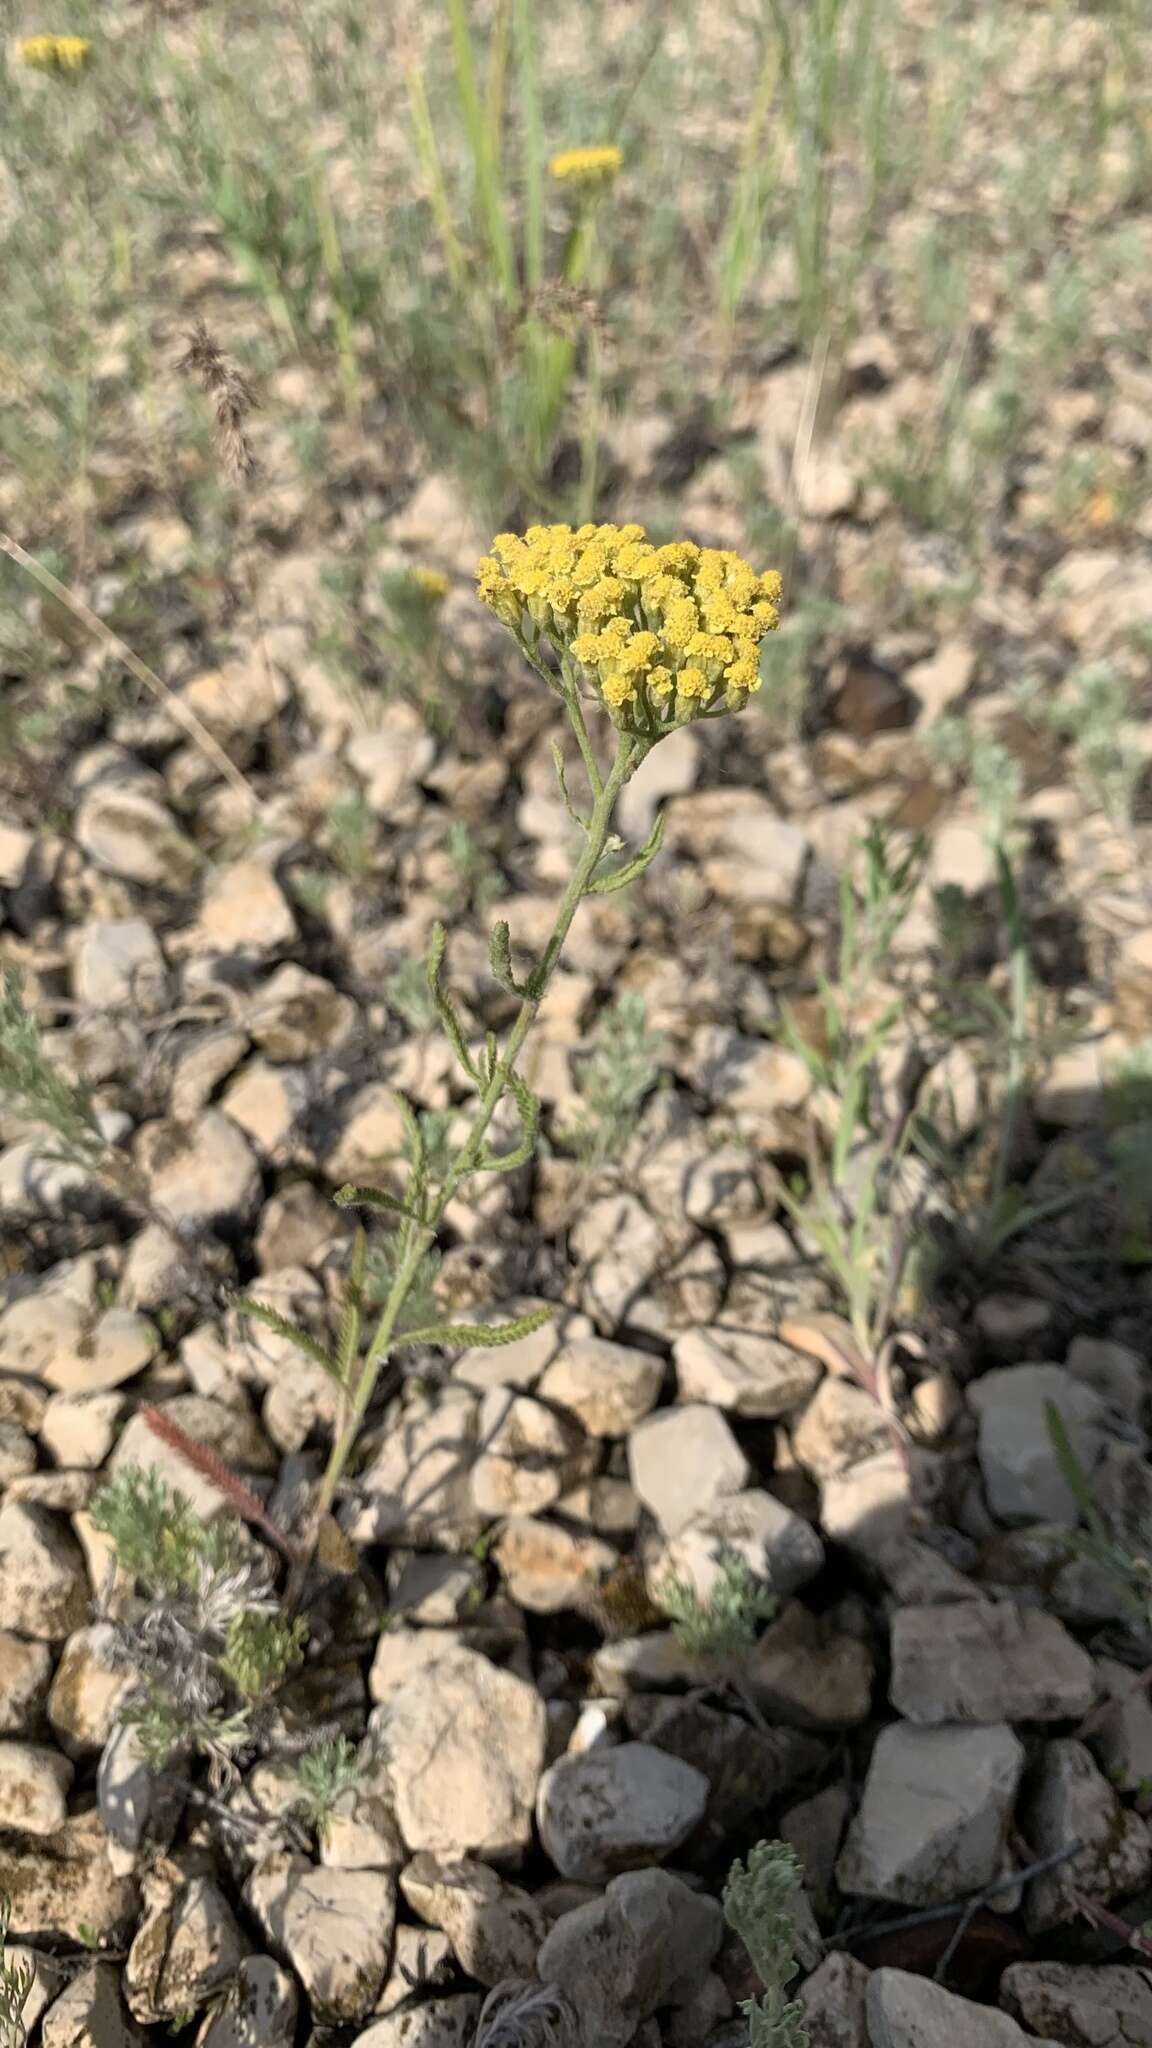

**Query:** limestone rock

left=628, top=1404, right=750, bottom=1537
left=494, top=1518, right=616, bottom=1613
left=399, top=1854, right=545, bottom=1986
left=374, top=1643, right=545, bottom=1860
left=674, top=1325, right=822, bottom=1418
left=0, top=1809, right=138, bottom=1943
left=0, top=1503, right=89, bottom=1639
left=196, top=858, right=297, bottom=956
left=649, top=1489, right=824, bottom=1611
left=866, top=1968, right=1062, bottom=2048
left=125, top=1871, right=250, bottom=2024
left=747, top=1600, right=874, bottom=1728
left=245, top=964, right=356, bottom=1062
left=0, top=1739, right=73, bottom=1835
left=41, top=1960, right=144, bottom=2048
left=836, top=1722, right=1024, bottom=1906
left=351, top=1995, right=482, bottom=2048
left=537, top=1336, right=664, bottom=1437
left=1001, top=1960, right=1152, bottom=2048
left=39, top=1389, right=126, bottom=1468
left=1022, top=1737, right=1152, bottom=1930
left=470, top=1389, right=585, bottom=1518
left=72, top=919, right=168, bottom=1013
left=197, top=1956, right=299, bottom=2048
left=796, top=1951, right=871, bottom=2048
left=75, top=787, right=198, bottom=888
left=537, top=1741, right=709, bottom=1882
left=109, top=1395, right=275, bottom=1515
left=0, top=1630, right=53, bottom=1734
left=349, top=1389, right=481, bottom=1548
left=48, top=1623, right=136, bottom=1757
left=136, top=1111, right=262, bottom=1230
left=246, top=1856, right=395, bottom=2023
left=536, top=1867, right=723, bottom=2048
left=968, top=1365, right=1113, bottom=1526
left=889, top=1601, right=1095, bottom=1724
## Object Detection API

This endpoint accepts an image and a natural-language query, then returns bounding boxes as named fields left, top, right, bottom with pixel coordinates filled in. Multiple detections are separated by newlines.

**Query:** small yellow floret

left=662, top=596, right=700, bottom=650
left=549, top=144, right=623, bottom=185
left=676, top=667, right=710, bottom=701
left=411, top=567, right=449, bottom=601
left=601, top=671, right=636, bottom=708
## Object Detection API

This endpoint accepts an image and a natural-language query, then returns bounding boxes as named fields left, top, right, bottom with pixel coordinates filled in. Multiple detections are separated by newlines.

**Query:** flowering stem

left=311, top=726, right=641, bottom=1537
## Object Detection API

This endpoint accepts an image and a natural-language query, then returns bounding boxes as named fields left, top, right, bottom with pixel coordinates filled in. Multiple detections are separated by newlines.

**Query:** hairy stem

left=311, top=727, right=640, bottom=1532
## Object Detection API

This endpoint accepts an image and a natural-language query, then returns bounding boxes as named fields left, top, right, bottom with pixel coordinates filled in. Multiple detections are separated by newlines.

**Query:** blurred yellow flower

left=16, top=33, right=92, bottom=75
left=411, top=567, right=450, bottom=602
left=476, top=521, right=782, bottom=737
left=549, top=145, right=623, bottom=187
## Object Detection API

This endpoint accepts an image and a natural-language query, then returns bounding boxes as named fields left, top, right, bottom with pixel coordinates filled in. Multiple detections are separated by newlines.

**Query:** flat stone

left=674, top=1326, right=822, bottom=1418
left=372, top=1924, right=455, bottom=2015
left=43, top=1306, right=158, bottom=1395
left=691, top=1027, right=811, bottom=1118
left=836, top=1722, right=1024, bottom=1906
left=125, top=1870, right=251, bottom=2024
left=537, top=1741, right=709, bottom=1882
left=628, top=1404, right=750, bottom=1538
left=47, top=1622, right=136, bottom=1756
left=246, top=1857, right=395, bottom=2023
left=351, top=1995, right=481, bottom=2048
left=136, top=1111, right=262, bottom=1230
left=399, top=1854, right=545, bottom=1987
left=797, top=1951, right=871, bottom=2048
left=40, top=1960, right=143, bottom=2048
left=222, top=1059, right=311, bottom=1159
left=1001, top=1960, right=1152, bottom=2048
left=792, top=1377, right=893, bottom=1479
left=324, top=1083, right=408, bottom=1186
left=537, top=1868, right=723, bottom=2048
left=968, top=1365, right=1113, bottom=1526
left=649, top=1489, right=824, bottom=1610
left=39, top=1388, right=126, bottom=1469
left=820, top=1449, right=913, bottom=1563
left=624, top=1694, right=822, bottom=1853
left=0, top=1739, right=73, bottom=1835
left=374, top=1643, right=545, bottom=1860
left=747, top=1600, right=875, bottom=1728
left=1022, top=1737, right=1152, bottom=1931
left=867, top=1968, right=1062, bottom=2048
left=72, top=918, right=168, bottom=1012
left=538, top=1337, right=664, bottom=1437
left=196, top=858, right=297, bottom=956
left=350, top=1389, right=481, bottom=1548
left=890, top=1601, right=1095, bottom=1724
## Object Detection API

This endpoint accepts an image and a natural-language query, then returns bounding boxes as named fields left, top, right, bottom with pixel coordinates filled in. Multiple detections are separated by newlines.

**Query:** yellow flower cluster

left=475, top=522, right=782, bottom=733
left=410, top=567, right=450, bottom=602
left=16, top=33, right=91, bottom=73
left=549, top=145, right=623, bottom=187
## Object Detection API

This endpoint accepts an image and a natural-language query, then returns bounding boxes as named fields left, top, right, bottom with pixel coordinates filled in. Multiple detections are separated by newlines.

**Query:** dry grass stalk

left=177, top=320, right=259, bottom=485
left=141, top=1404, right=298, bottom=1562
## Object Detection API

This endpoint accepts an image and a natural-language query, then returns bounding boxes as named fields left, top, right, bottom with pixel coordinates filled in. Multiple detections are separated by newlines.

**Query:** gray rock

left=374, top=1643, right=545, bottom=1860
left=0, top=1809, right=139, bottom=1943
left=399, top=1854, right=545, bottom=1986
left=0, top=1739, right=73, bottom=1835
left=624, top=1694, right=822, bottom=1853
left=890, top=1601, right=1095, bottom=1724
left=197, top=1956, right=298, bottom=2048
left=125, top=1871, right=250, bottom=2024
left=747, top=1600, right=874, bottom=1728
left=968, top=1365, right=1114, bottom=1526
left=48, top=1623, right=136, bottom=1756
left=650, top=1489, right=824, bottom=1611
left=470, top=1389, right=585, bottom=1519
left=819, top=1449, right=913, bottom=1563
left=0, top=1503, right=89, bottom=1639
left=41, top=1960, right=144, bottom=2048
left=537, top=1867, right=723, bottom=2048
left=866, top=1968, right=1062, bottom=2048
left=796, top=1950, right=870, bottom=2048
left=372, top=1924, right=455, bottom=2015
left=1087, top=1658, right=1152, bottom=1795
left=628, top=1403, right=750, bottom=1537
left=246, top=1856, right=396, bottom=2022
left=74, top=787, right=198, bottom=887
left=537, top=1741, right=709, bottom=1882
left=493, top=1518, right=616, bottom=1614
left=836, top=1722, right=1024, bottom=1905
left=349, top=1389, right=481, bottom=1548
left=792, top=1377, right=893, bottom=1479
left=351, top=1995, right=482, bottom=2048
left=72, top=919, right=168, bottom=1013
left=0, top=1420, right=36, bottom=1482
left=135, top=1111, right=262, bottom=1230
left=537, top=1336, right=664, bottom=1437
left=245, top=963, right=356, bottom=1061
left=1022, top=1737, right=1152, bottom=1930
left=674, top=1325, right=822, bottom=1418
left=1001, top=1960, right=1152, bottom=2048
left=98, top=1720, right=183, bottom=1866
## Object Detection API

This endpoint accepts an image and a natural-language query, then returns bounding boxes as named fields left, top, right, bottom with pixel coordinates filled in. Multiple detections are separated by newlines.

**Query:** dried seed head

left=177, top=319, right=258, bottom=484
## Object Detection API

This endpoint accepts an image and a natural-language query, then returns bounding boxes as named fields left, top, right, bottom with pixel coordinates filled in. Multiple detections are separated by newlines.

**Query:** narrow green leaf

left=587, top=810, right=666, bottom=895
left=233, top=1299, right=340, bottom=1380
left=394, top=1305, right=554, bottom=1351
left=427, top=917, right=481, bottom=1084
left=1044, top=1399, right=1107, bottom=1542
left=513, top=0, right=543, bottom=292
left=446, top=0, right=516, bottom=301
left=489, top=918, right=530, bottom=996
left=479, top=1068, right=539, bottom=1173
left=333, top=1183, right=419, bottom=1219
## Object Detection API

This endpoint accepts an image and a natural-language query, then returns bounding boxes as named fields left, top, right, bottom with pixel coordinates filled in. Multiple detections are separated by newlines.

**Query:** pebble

left=889, top=1601, right=1095, bottom=1724
left=628, top=1403, right=750, bottom=1537
left=836, top=1721, right=1024, bottom=1904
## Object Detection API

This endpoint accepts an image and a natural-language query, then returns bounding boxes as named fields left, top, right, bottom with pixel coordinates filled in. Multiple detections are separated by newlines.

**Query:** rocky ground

left=6, top=3, right=1152, bottom=2045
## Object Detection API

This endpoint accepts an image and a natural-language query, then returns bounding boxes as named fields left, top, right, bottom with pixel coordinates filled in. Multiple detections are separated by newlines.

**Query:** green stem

left=313, top=728, right=639, bottom=1526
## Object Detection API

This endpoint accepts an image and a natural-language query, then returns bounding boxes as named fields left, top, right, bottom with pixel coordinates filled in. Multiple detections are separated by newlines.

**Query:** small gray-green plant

left=722, top=1840, right=810, bottom=2048
left=660, top=1551, right=778, bottom=1659
left=0, top=967, right=105, bottom=1160
left=1017, top=662, right=1144, bottom=836
left=560, top=992, right=664, bottom=1169
left=385, top=955, right=440, bottom=1034
left=289, top=1734, right=364, bottom=1838
left=90, top=1466, right=305, bottom=1781
left=325, top=789, right=378, bottom=881
left=0, top=1899, right=33, bottom=2048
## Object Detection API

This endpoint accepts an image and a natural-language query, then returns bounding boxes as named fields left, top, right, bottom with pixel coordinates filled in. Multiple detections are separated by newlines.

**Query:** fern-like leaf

left=393, top=1305, right=554, bottom=1351
left=234, top=1298, right=340, bottom=1380
left=587, top=810, right=665, bottom=894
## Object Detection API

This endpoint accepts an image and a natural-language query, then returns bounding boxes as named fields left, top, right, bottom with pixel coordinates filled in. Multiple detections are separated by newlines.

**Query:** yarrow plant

left=252, top=523, right=783, bottom=1566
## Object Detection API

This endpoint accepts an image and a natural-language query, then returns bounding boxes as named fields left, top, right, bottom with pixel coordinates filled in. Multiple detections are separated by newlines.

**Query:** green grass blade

left=406, top=64, right=467, bottom=291
left=446, top=0, right=516, bottom=302
left=513, top=0, right=543, bottom=291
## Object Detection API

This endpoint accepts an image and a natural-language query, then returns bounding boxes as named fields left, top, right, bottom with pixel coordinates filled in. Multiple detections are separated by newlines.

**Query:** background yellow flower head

left=549, top=145, right=623, bottom=188
left=16, top=33, right=92, bottom=75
